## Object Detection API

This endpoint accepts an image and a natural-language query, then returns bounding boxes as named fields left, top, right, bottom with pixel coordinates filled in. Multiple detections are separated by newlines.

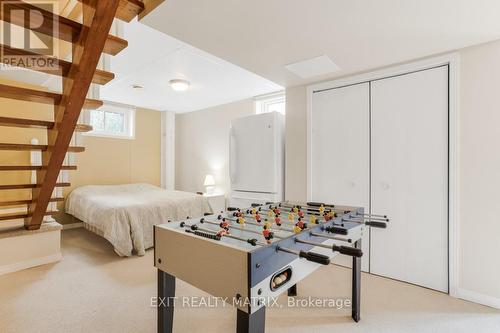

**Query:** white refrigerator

left=228, top=112, right=285, bottom=208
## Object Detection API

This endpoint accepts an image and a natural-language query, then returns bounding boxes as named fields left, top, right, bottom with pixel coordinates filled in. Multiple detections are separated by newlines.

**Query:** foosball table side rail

left=154, top=224, right=251, bottom=313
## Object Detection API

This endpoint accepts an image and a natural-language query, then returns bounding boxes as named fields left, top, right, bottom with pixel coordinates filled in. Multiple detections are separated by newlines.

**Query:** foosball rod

left=250, top=207, right=327, bottom=225
left=358, top=212, right=388, bottom=218
left=309, top=231, right=352, bottom=243
left=200, top=217, right=286, bottom=240
left=278, top=203, right=386, bottom=223
left=251, top=207, right=347, bottom=230
left=281, top=202, right=388, bottom=221
left=259, top=205, right=332, bottom=216
left=217, top=215, right=293, bottom=233
left=180, top=222, right=266, bottom=246
left=278, top=203, right=389, bottom=223
left=276, top=246, right=331, bottom=265
left=355, top=212, right=389, bottom=221
left=341, top=218, right=387, bottom=229
left=294, top=238, right=363, bottom=257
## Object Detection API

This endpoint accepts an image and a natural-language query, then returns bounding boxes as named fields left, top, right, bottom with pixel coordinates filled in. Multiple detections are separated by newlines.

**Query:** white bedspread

left=66, top=183, right=210, bottom=257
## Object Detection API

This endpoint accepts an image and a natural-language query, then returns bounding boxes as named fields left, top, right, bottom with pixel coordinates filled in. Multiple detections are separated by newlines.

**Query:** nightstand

left=203, top=193, right=226, bottom=214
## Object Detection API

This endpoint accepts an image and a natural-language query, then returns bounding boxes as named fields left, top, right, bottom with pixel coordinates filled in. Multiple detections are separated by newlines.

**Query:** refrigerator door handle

left=229, top=127, right=237, bottom=184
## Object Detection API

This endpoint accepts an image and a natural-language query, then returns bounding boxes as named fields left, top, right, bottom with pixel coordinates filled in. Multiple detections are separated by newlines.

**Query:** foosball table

left=154, top=201, right=388, bottom=333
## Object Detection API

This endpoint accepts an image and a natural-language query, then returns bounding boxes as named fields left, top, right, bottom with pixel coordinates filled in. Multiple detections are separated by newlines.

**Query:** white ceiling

left=141, top=0, right=500, bottom=87
left=99, top=20, right=283, bottom=112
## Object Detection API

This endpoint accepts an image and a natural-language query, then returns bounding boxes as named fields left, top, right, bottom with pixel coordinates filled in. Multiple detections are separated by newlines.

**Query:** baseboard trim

left=62, top=222, right=83, bottom=230
left=0, top=253, right=62, bottom=276
left=455, top=288, right=500, bottom=309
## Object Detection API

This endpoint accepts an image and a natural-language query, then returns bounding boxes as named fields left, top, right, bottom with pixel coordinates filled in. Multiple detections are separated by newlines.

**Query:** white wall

left=161, top=111, right=176, bottom=190
left=285, top=85, right=308, bottom=202
left=284, top=39, right=500, bottom=307
left=457, top=40, right=500, bottom=305
left=175, top=99, right=255, bottom=195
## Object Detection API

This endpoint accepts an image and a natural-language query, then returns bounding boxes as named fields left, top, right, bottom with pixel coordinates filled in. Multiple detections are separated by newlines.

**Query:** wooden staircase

left=0, top=0, right=145, bottom=230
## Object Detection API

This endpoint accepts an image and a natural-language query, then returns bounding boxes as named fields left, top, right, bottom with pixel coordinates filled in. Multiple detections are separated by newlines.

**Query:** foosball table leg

left=236, top=307, right=266, bottom=333
left=352, top=240, right=361, bottom=322
left=158, top=270, right=176, bottom=333
left=287, top=284, right=298, bottom=297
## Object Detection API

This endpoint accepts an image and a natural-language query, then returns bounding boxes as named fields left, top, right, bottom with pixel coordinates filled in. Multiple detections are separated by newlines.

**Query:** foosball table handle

left=323, top=226, right=349, bottom=235
left=332, top=245, right=363, bottom=257
left=298, top=251, right=331, bottom=265
left=364, top=221, right=387, bottom=228
left=306, top=202, right=324, bottom=207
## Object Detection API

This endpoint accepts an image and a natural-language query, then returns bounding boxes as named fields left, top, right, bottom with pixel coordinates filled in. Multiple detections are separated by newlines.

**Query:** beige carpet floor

left=0, top=228, right=499, bottom=333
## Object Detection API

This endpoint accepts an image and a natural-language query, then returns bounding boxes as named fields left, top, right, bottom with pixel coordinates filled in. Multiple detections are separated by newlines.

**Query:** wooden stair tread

left=0, top=84, right=102, bottom=109
left=0, top=116, right=93, bottom=132
left=0, top=166, right=77, bottom=171
left=0, top=211, right=57, bottom=222
left=0, top=143, right=85, bottom=153
left=0, top=198, right=64, bottom=207
left=1, top=1, right=128, bottom=56
left=0, top=183, right=70, bottom=190
left=78, top=0, right=145, bottom=22
left=0, top=45, right=115, bottom=85
left=117, top=0, right=145, bottom=22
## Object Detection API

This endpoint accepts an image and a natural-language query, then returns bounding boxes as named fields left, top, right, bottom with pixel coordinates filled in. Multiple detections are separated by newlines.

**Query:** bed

left=65, top=183, right=211, bottom=257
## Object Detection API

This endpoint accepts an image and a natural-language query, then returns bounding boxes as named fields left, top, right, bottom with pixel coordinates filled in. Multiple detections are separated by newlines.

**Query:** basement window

left=255, top=92, right=286, bottom=115
left=85, top=102, right=136, bottom=139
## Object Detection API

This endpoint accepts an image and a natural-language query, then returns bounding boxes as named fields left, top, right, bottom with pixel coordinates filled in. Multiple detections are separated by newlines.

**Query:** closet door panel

left=310, top=83, right=370, bottom=271
left=370, top=66, right=449, bottom=292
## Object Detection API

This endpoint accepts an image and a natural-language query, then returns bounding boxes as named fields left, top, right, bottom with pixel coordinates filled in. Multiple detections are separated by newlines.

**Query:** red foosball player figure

left=324, top=211, right=336, bottom=221
left=254, top=212, right=262, bottom=223
left=273, top=207, right=281, bottom=215
left=296, top=217, right=307, bottom=230
left=219, top=218, right=230, bottom=231
left=262, top=225, right=274, bottom=244
left=297, top=210, right=304, bottom=218
left=274, top=216, right=282, bottom=226
left=234, top=209, right=243, bottom=218
left=217, top=228, right=230, bottom=237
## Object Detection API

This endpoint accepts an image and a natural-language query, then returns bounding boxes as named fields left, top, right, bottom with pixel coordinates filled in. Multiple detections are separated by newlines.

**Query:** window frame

left=254, top=91, right=286, bottom=115
left=84, top=102, right=136, bottom=140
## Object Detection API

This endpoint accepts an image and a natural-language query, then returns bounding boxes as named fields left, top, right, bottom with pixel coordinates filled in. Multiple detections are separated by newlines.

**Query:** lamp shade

left=204, top=174, right=215, bottom=186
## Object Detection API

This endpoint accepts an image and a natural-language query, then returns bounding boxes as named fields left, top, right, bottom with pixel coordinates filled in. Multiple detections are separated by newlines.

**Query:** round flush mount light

left=169, top=79, right=190, bottom=92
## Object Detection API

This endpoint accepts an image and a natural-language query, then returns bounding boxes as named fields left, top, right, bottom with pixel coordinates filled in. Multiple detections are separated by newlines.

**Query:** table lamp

left=204, top=174, right=216, bottom=195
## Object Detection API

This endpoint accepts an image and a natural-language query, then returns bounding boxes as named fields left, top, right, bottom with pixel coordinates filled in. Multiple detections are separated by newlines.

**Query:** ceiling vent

left=285, top=55, right=340, bottom=79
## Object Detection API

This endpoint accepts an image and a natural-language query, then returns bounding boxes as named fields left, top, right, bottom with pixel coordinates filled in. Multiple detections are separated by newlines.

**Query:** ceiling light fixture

left=169, top=79, right=190, bottom=92
left=132, top=84, right=143, bottom=89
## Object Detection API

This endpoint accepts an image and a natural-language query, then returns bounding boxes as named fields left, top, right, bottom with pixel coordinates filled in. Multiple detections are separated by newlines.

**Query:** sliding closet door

left=370, top=66, right=449, bottom=292
left=310, top=83, right=370, bottom=271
